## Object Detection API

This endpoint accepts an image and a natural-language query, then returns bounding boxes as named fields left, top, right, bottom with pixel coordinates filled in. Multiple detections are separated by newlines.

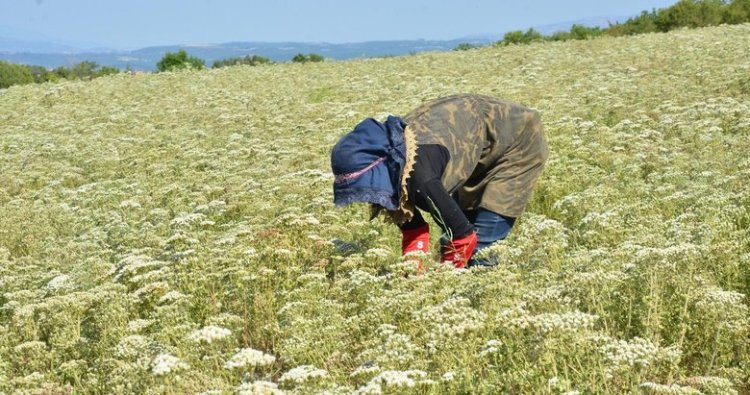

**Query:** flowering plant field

left=1, top=24, right=749, bottom=394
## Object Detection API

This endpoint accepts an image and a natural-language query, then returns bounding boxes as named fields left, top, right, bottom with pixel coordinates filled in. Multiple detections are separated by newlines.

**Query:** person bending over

left=330, top=94, right=549, bottom=268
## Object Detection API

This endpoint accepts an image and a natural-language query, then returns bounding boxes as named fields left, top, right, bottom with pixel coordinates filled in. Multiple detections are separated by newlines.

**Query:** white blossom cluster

left=353, top=369, right=434, bottom=394
left=363, top=248, right=390, bottom=259
left=126, top=319, right=153, bottom=333
left=13, top=341, right=47, bottom=353
left=114, top=335, right=153, bottom=359
left=223, top=348, right=276, bottom=369
left=415, top=297, right=486, bottom=347
left=44, top=274, right=72, bottom=292
left=350, top=363, right=381, bottom=378
left=346, top=269, right=382, bottom=288
left=119, top=199, right=142, bottom=209
left=376, top=331, right=419, bottom=366
left=132, top=281, right=169, bottom=299
left=158, top=290, right=187, bottom=304
left=679, top=376, right=737, bottom=395
left=279, top=365, right=328, bottom=385
left=695, top=287, right=747, bottom=310
left=151, top=353, right=189, bottom=376
left=600, top=337, right=681, bottom=374
left=478, top=339, right=502, bottom=357
left=170, top=212, right=207, bottom=227
left=236, top=381, right=285, bottom=395
left=186, top=325, right=232, bottom=343
left=113, top=253, right=166, bottom=283
left=639, top=381, right=701, bottom=395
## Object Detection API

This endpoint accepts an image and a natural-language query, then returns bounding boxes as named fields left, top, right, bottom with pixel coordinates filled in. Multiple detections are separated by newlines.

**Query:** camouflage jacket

left=402, top=94, right=548, bottom=218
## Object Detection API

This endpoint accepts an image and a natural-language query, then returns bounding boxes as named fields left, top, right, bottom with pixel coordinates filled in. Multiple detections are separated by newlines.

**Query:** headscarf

left=331, top=116, right=408, bottom=212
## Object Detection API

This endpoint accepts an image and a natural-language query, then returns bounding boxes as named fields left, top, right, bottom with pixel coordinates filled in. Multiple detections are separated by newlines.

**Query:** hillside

left=1, top=24, right=749, bottom=394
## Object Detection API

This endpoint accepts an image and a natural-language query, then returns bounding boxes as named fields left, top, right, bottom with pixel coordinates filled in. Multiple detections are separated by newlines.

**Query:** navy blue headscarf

left=331, top=115, right=407, bottom=211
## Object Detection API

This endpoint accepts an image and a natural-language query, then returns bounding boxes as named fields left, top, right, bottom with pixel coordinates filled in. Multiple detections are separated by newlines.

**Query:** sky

left=0, top=0, right=679, bottom=50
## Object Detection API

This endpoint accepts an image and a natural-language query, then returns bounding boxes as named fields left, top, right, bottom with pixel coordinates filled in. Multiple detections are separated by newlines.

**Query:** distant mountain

left=0, top=24, right=111, bottom=54
left=0, top=15, right=633, bottom=71
left=0, top=38, right=493, bottom=71
left=0, top=37, right=80, bottom=54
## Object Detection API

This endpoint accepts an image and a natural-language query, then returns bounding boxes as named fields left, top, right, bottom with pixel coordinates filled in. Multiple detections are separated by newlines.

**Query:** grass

left=0, top=24, right=749, bottom=394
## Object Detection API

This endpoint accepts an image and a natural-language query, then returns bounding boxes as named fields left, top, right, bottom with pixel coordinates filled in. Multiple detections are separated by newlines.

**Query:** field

left=1, top=24, right=750, bottom=394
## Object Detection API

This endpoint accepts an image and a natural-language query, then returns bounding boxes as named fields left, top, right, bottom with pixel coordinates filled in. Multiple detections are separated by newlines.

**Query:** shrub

left=291, top=53, right=324, bottom=63
left=723, top=0, right=750, bottom=23
left=212, top=55, right=272, bottom=68
left=607, top=10, right=660, bottom=36
left=0, top=61, right=34, bottom=89
left=454, top=43, right=479, bottom=51
left=655, top=0, right=725, bottom=31
left=68, top=61, right=119, bottom=80
left=156, top=50, right=205, bottom=72
left=569, top=24, right=603, bottom=40
left=499, top=28, right=543, bottom=45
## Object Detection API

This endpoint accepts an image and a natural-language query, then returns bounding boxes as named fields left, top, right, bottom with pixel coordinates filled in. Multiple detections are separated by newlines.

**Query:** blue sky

left=0, top=0, right=678, bottom=50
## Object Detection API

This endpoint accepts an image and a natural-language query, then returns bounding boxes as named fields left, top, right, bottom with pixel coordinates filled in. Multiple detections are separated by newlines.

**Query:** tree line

left=3, top=0, right=750, bottom=88
left=0, top=60, right=119, bottom=89
left=0, top=49, right=323, bottom=89
left=453, top=0, right=750, bottom=49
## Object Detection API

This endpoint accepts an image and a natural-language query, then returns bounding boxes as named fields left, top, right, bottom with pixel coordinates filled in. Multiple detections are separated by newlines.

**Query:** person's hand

left=440, top=232, right=477, bottom=269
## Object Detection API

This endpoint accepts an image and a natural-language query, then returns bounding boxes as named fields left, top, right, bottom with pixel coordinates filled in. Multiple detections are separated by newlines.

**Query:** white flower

left=45, top=274, right=72, bottom=292
left=224, top=348, right=276, bottom=369
left=115, top=335, right=152, bottom=359
left=479, top=339, right=502, bottom=357
left=236, top=381, right=285, bottom=395
left=600, top=337, right=681, bottom=374
left=364, top=248, right=390, bottom=258
left=350, top=363, right=380, bottom=378
left=441, top=372, right=455, bottom=382
left=158, top=290, right=187, bottom=304
left=187, top=325, right=232, bottom=343
left=127, top=319, right=154, bottom=333
left=120, top=199, right=141, bottom=209
left=639, top=381, right=700, bottom=394
left=132, top=281, right=169, bottom=299
left=171, top=212, right=206, bottom=227
left=354, top=369, right=433, bottom=394
left=151, top=353, right=189, bottom=376
left=13, top=341, right=47, bottom=353
left=279, top=365, right=328, bottom=385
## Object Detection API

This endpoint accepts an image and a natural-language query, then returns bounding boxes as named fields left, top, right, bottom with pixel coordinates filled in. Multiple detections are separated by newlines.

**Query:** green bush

left=156, top=50, right=205, bottom=72
left=291, top=53, right=324, bottom=63
left=608, top=0, right=750, bottom=37
left=569, top=24, right=603, bottom=40
left=548, top=31, right=571, bottom=41
left=47, top=62, right=119, bottom=81
left=724, top=0, right=750, bottom=23
left=0, top=61, right=34, bottom=89
left=607, top=10, right=660, bottom=36
left=655, top=0, right=725, bottom=31
left=454, top=43, right=479, bottom=51
left=499, top=28, right=543, bottom=45
left=69, top=61, right=118, bottom=80
left=212, top=55, right=273, bottom=68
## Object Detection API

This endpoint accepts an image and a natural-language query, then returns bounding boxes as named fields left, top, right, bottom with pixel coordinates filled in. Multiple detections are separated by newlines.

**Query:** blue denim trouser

left=466, top=208, right=515, bottom=267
